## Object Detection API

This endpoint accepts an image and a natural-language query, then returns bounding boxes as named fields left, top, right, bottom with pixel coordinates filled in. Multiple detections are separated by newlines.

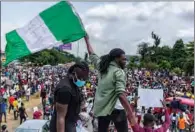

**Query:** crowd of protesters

left=0, top=59, right=194, bottom=132
left=0, top=64, right=70, bottom=131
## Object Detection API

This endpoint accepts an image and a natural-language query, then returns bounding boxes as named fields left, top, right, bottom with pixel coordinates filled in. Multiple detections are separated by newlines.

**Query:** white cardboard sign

left=138, top=88, right=163, bottom=108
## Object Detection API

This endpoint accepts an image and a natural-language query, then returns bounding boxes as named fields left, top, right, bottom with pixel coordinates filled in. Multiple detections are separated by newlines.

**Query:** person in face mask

left=50, top=62, right=89, bottom=132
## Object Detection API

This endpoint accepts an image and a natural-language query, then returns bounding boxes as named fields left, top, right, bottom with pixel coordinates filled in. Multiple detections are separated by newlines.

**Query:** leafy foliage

left=172, top=67, right=182, bottom=75
left=19, top=48, right=78, bottom=66
left=129, top=32, right=194, bottom=75
left=143, top=62, right=159, bottom=70
left=159, top=60, right=171, bottom=70
left=152, top=31, right=161, bottom=47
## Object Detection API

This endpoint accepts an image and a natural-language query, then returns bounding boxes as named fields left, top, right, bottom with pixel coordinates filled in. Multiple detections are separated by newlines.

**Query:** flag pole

left=77, top=41, right=79, bottom=57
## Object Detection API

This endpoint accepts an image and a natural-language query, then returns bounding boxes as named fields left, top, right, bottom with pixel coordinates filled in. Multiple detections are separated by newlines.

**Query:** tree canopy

left=19, top=48, right=79, bottom=66
left=128, top=32, right=194, bottom=76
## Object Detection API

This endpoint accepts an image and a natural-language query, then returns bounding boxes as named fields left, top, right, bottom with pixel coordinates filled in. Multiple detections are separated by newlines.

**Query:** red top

left=9, top=96, right=15, bottom=105
left=33, top=111, right=42, bottom=119
left=23, top=80, right=28, bottom=85
left=187, top=113, right=193, bottom=123
left=153, top=108, right=163, bottom=113
left=0, top=88, right=5, bottom=95
left=132, top=109, right=171, bottom=132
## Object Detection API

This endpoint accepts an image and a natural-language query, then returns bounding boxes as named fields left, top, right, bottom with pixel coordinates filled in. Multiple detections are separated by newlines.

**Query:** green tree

left=186, top=41, right=194, bottom=57
left=128, top=56, right=140, bottom=69
left=172, top=67, right=182, bottom=75
left=151, top=31, right=161, bottom=47
left=19, top=48, right=78, bottom=65
left=159, top=60, right=171, bottom=70
left=172, top=39, right=186, bottom=59
left=137, top=42, right=149, bottom=61
left=183, top=57, right=194, bottom=76
left=171, top=39, right=187, bottom=68
left=143, top=62, right=159, bottom=71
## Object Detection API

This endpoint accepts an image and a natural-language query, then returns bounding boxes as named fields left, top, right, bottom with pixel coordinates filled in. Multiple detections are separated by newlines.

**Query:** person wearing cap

left=50, top=62, right=89, bottom=132
left=131, top=100, right=171, bottom=132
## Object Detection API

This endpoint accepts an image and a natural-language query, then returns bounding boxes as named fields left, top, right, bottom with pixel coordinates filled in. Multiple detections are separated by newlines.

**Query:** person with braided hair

left=50, top=62, right=89, bottom=132
left=85, top=35, right=136, bottom=132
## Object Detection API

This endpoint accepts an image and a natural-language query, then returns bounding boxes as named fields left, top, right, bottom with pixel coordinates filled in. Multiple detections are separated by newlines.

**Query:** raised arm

left=84, top=35, right=100, bottom=69
left=156, top=100, right=171, bottom=132
left=84, top=35, right=94, bottom=55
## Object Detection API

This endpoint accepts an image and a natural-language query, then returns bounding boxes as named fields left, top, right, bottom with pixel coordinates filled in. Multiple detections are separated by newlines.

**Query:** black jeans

left=98, top=109, right=128, bottom=132
left=20, top=116, right=26, bottom=124
left=8, top=104, right=13, bottom=113
left=50, top=113, right=76, bottom=132
left=14, top=110, right=18, bottom=120
left=0, top=112, right=6, bottom=123
left=66, top=123, right=76, bottom=132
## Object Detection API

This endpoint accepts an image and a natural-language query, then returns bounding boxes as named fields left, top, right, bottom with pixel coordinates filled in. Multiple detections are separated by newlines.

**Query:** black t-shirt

left=18, top=107, right=25, bottom=117
left=50, top=76, right=81, bottom=132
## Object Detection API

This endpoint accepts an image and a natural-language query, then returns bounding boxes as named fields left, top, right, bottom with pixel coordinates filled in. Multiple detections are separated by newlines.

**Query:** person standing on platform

left=85, top=35, right=136, bottom=132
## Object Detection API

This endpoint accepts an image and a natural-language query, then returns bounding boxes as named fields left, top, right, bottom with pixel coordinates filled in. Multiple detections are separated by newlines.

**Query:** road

left=4, top=93, right=94, bottom=132
left=5, top=94, right=42, bottom=131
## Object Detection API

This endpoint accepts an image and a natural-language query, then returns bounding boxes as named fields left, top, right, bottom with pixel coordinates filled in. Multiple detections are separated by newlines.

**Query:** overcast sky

left=1, top=2, right=194, bottom=57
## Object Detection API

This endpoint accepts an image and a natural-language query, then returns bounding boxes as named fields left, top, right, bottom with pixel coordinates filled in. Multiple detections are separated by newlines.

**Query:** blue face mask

left=74, top=80, right=86, bottom=87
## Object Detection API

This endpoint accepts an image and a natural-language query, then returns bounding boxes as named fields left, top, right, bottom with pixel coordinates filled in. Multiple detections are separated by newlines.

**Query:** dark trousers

left=171, top=122, right=177, bottom=132
left=66, top=123, right=76, bottom=132
left=0, top=112, right=6, bottom=123
left=20, top=116, right=26, bottom=124
left=50, top=117, right=76, bottom=132
left=98, top=109, right=128, bottom=132
left=179, top=129, right=185, bottom=132
left=14, top=110, right=18, bottom=120
left=42, top=98, right=46, bottom=112
left=8, top=104, right=13, bottom=113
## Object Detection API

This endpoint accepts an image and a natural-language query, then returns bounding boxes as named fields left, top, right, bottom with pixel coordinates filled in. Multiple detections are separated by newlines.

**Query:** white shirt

left=26, top=88, right=31, bottom=96
left=1, top=76, right=6, bottom=83
left=24, top=85, right=28, bottom=91
left=3, top=92, right=8, bottom=99
left=114, top=99, right=124, bottom=110
left=10, top=89, right=15, bottom=95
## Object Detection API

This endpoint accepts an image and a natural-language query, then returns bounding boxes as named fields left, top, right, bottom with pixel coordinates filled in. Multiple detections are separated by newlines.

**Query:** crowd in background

left=0, top=63, right=194, bottom=132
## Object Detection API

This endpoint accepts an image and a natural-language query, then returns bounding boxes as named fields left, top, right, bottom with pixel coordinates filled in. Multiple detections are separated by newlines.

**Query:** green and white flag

left=4, top=1, right=86, bottom=66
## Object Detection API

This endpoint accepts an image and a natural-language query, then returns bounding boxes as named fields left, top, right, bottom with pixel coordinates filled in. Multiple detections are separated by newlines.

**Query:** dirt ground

left=3, top=94, right=42, bottom=132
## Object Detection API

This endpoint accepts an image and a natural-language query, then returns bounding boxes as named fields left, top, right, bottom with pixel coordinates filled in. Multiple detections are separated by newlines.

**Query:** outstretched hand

left=134, top=96, right=140, bottom=101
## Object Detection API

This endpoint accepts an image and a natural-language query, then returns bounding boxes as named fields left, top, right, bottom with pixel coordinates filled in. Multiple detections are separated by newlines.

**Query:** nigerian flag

left=4, top=1, right=86, bottom=66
